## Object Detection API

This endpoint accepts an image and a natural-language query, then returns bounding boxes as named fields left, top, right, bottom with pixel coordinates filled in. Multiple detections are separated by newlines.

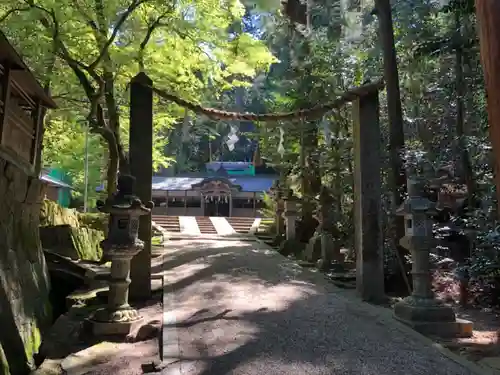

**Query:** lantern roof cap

left=396, top=197, right=437, bottom=216
left=97, top=175, right=153, bottom=214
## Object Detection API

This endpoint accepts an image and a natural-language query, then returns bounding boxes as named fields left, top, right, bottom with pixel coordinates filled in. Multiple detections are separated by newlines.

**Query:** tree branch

left=171, top=26, right=215, bottom=60
left=71, top=0, right=98, bottom=31
left=138, top=11, right=172, bottom=70
left=22, top=0, right=108, bottom=117
left=88, top=0, right=149, bottom=71
left=0, top=7, right=31, bottom=23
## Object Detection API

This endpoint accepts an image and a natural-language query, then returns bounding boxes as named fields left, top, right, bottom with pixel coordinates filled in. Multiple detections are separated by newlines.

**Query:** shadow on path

left=159, top=239, right=479, bottom=375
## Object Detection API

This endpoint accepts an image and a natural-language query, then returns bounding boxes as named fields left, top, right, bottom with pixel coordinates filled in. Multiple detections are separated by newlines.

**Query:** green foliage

left=2, top=0, right=499, bottom=303
left=259, top=192, right=276, bottom=218
left=0, top=0, right=276, bottom=190
left=42, top=116, right=105, bottom=206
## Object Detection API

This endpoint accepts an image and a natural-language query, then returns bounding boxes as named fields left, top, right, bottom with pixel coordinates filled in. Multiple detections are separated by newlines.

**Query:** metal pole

left=83, top=124, right=89, bottom=212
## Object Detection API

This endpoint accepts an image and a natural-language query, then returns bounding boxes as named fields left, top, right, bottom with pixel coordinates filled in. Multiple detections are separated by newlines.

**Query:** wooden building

left=0, top=32, right=57, bottom=174
left=151, top=162, right=278, bottom=217
left=40, top=171, right=73, bottom=205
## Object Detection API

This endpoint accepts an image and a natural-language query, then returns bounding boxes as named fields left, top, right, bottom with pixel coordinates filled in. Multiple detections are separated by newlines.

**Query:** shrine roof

left=151, top=175, right=277, bottom=192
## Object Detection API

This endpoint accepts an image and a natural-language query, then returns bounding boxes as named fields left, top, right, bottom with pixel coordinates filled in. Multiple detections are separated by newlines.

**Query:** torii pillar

left=352, top=91, right=385, bottom=304
left=475, top=1, right=500, bottom=214
left=128, top=72, right=153, bottom=300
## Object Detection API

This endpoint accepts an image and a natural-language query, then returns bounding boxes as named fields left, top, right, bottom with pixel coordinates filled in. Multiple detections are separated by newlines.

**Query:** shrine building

left=151, top=161, right=278, bottom=217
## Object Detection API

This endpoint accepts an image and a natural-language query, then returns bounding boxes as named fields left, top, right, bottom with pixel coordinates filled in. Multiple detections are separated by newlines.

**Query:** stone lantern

left=283, top=189, right=299, bottom=241
left=316, top=186, right=343, bottom=270
left=88, top=174, right=154, bottom=336
left=393, top=176, right=472, bottom=337
left=269, top=180, right=285, bottom=238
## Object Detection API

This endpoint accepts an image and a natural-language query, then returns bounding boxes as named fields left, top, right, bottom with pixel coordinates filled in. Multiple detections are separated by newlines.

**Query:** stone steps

left=152, top=215, right=180, bottom=233
left=226, top=217, right=255, bottom=234
left=195, top=216, right=217, bottom=234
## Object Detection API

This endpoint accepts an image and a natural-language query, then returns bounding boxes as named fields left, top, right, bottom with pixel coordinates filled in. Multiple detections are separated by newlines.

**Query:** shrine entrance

left=191, top=176, right=241, bottom=217
left=128, top=72, right=385, bottom=302
left=204, top=195, right=230, bottom=217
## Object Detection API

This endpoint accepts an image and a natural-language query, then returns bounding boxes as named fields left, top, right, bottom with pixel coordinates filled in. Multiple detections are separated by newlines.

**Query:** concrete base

left=394, top=297, right=473, bottom=338
left=394, top=315, right=473, bottom=338
left=86, top=306, right=144, bottom=337
left=394, top=298, right=456, bottom=322
left=85, top=316, right=144, bottom=337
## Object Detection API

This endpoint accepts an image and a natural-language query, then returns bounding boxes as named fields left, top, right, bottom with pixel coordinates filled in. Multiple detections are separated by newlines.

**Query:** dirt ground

left=35, top=294, right=162, bottom=375
left=437, top=305, right=500, bottom=362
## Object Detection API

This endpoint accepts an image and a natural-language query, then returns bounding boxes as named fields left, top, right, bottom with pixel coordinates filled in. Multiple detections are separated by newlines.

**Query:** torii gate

left=127, top=72, right=385, bottom=305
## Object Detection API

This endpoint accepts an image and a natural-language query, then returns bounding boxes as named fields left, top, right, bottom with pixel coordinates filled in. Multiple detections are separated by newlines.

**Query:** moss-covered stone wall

left=0, top=159, right=52, bottom=374
left=39, top=200, right=107, bottom=261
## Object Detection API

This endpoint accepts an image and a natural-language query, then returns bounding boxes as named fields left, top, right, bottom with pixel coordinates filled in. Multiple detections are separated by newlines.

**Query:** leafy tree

left=0, top=0, right=276, bottom=195
left=42, top=113, right=104, bottom=207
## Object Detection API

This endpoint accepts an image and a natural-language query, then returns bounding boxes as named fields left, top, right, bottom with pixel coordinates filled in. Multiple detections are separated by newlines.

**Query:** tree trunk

left=106, top=152, right=119, bottom=197
left=375, top=0, right=410, bottom=293
left=475, top=1, right=500, bottom=212
left=332, top=113, right=342, bottom=216
left=293, top=27, right=320, bottom=232
left=375, top=0, right=406, bottom=207
left=454, top=11, right=476, bottom=203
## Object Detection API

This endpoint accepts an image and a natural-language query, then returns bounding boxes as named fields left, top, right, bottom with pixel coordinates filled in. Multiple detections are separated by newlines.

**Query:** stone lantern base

left=87, top=306, right=144, bottom=337
left=394, top=297, right=473, bottom=338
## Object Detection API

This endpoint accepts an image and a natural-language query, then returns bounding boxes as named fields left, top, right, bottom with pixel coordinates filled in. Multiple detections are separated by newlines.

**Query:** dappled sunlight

left=250, top=248, right=275, bottom=255
left=161, top=262, right=211, bottom=281
left=173, top=276, right=318, bottom=316
left=157, top=238, right=481, bottom=375
left=180, top=320, right=259, bottom=359
left=162, top=239, right=321, bottom=317
left=235, top=357, right=346, bottom=374
left=277, top=261, right=307, bottom=278
left=205, top=252, right=242, bottom=259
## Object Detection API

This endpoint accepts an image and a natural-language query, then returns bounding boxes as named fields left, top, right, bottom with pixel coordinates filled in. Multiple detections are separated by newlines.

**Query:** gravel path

left=160, top=239, right=480, bottom=375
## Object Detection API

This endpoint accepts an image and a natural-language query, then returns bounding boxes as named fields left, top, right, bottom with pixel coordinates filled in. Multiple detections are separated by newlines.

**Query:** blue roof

left=96, top=175, right=278, bottom=193
left=152, top=175, right=277, bottom=192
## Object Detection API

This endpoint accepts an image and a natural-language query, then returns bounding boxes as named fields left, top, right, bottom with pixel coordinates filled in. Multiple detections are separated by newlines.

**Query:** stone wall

left=0, top=159, right=52, bottom=374
left=39, top=200, right=106, bottom=261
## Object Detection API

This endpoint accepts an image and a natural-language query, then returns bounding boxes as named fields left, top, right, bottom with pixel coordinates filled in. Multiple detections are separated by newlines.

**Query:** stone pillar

left=316, top=186, right=343, bottom=271
left=128, top=72, right=153, bottom=301
left=270, top=181, right=285, bottom=238
left=276, top=198, right=284, bottom=236
left=352, top=92, right=385, bottom=303
left=253, top=192, right=257, bottom=216
left=393, top=176, right=472, bottom=337
left=88, top=175, right=153, bottom=336
left=283, top=191, right=299, bottom=240
left=229, top=194, right=233, bottom=217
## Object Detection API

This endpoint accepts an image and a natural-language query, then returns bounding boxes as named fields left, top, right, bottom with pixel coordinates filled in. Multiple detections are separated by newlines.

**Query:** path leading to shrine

left=159, top=237, right=483, bottom=375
